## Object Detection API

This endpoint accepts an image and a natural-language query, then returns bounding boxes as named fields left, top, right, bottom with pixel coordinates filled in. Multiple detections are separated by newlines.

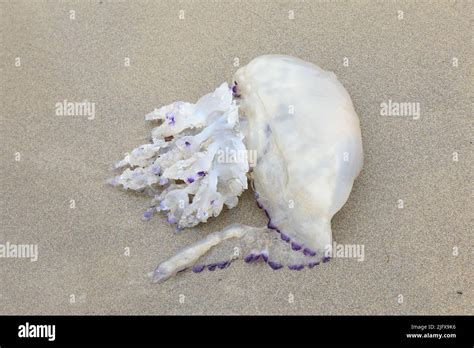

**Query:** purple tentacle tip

left=192, top=265, right=204, bottom=273
left=280, top=233, right=290, bottom=242
left=322, top=256, right=331, bottom=263
left=303, top=248, right=316, bottom=257
left=184, top=141, right=191, bottom=147
left=142, top=211, right=153, bottom=220
left=232, top=83, right=240, bottom=97
left=165, top=112, right=175, bottom=125
left=167, top=214, right=177, bottom=224
left=261, top=252, right=269, bottom=262
left=290, top=242, right=302, bottom=251
left=308, top=262, right=319, bottom=268
left=208, top=264, right=217, bottom=271
left=197, top=171, right=206, bottom=177
left=288, top=264, right=304, bottom=271
left=268, top=261, right=283, bottom=270
left=187, top=177, right=195, bottom=183
left=217, top=261, right=229, bottom=269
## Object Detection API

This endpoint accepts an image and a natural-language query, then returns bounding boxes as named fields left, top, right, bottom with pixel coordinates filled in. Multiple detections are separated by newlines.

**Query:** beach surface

left=0, top=0, right=472, bottom=314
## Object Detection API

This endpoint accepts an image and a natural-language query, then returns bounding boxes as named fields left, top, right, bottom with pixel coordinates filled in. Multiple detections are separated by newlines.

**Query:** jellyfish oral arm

left=109, top=83, right=249, bottom=229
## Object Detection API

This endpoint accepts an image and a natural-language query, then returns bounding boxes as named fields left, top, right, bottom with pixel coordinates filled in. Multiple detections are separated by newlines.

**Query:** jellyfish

left=109, top=55, right=363, bottom=282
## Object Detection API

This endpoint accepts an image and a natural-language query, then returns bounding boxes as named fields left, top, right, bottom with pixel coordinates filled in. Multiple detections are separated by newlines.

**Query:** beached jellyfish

left=109, top=55, right=363, bottom=282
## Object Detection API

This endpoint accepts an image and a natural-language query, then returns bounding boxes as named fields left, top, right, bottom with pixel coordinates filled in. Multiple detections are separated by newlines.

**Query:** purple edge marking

left=192, top=265, right=204, bottom=273
left=267, top=220, right=277, bottom=229
left=244, top=254, right=254, bottom=263
left=268, top=261, right=283, bottom=270
left=165, top=112, right=175, bottom=125
left=217, top=261, right=229, bottom=269
left=254, top=189, right=315, bottom=264
left=263, top=209, right=270, bottom=219
left=291, top=242, right=302, bottom=251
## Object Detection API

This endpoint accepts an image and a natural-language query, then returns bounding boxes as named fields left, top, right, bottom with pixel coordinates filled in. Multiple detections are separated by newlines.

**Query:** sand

left=0, top=0, right=472, bottom=315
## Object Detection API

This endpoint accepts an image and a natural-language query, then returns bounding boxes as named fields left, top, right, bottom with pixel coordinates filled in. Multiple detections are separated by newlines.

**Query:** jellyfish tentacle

left=109, top=83, right=249, bottom=228
left=150, top=224, right=326, bottom=283
left=150, top=224, right=261, bottom=283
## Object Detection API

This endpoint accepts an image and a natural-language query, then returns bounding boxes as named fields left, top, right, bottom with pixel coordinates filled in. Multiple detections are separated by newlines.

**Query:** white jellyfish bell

left=109, top=55, right=364, bottom=282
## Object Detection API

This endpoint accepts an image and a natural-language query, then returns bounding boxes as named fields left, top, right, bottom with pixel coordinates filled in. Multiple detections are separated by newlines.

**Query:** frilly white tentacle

left=109, top=83, right=249, bottom=229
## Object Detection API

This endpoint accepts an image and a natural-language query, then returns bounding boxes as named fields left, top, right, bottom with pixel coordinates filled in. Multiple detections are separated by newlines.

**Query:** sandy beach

left=0, top=0, right=472, bottom=315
